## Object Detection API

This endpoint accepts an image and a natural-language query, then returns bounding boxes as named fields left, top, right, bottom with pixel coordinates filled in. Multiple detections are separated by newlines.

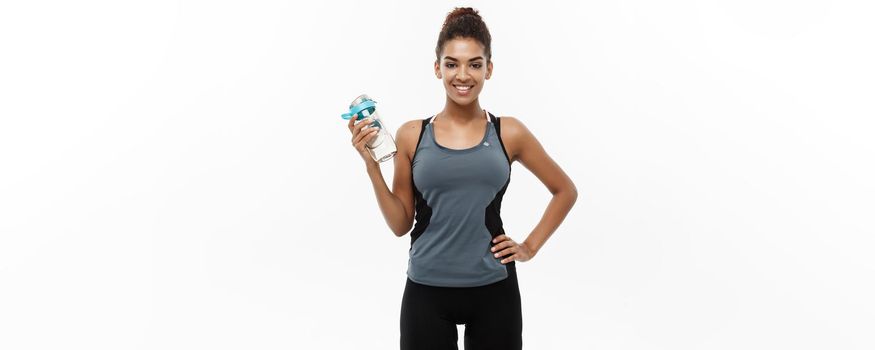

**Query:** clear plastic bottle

left=343, top=94, right=397, bottom=163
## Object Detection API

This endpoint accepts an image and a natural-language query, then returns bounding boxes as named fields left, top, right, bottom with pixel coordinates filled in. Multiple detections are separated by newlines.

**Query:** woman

left=347, top=7, right=577, bottom=350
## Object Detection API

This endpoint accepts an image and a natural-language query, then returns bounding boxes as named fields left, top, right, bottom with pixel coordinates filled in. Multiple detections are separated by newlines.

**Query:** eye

left=444, top=63, right=482, bottom=68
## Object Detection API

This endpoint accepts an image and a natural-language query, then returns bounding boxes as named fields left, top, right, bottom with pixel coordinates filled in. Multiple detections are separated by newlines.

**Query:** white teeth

left=454, top=85, right=472, bottom=90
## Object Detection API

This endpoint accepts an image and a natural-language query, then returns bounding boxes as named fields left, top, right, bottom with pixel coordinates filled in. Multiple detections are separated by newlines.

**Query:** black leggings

left=400, top=261, right=523, bottom=350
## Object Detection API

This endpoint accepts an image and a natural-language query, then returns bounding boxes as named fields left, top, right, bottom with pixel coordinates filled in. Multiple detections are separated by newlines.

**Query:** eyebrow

left=444, top=56, right=484, bottom=62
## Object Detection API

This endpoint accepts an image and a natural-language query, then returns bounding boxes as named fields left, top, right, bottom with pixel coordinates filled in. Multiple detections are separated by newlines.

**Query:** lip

left=452, top=84, right=474, bottom=96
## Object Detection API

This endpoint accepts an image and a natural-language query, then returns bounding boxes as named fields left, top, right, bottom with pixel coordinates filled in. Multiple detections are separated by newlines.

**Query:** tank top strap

left=486, top=111, right=512, bottom=164
left=415, top=116, right=432, bottom=152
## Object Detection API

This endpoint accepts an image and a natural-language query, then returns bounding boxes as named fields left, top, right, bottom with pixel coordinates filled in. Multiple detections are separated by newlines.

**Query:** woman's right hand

left=347, top=113, right=380, bottom=167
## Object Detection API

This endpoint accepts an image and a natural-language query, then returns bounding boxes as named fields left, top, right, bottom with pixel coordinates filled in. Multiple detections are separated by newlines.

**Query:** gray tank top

left=407, top=110, right=513, bottom=287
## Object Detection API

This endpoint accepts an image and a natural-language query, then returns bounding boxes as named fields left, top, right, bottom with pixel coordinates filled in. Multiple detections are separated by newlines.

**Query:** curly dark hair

left=435, top=7, right=492, bottom=63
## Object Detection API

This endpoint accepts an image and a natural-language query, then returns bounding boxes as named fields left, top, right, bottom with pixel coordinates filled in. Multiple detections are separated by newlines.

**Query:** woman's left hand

left=491, top=235, right=536, bottom=264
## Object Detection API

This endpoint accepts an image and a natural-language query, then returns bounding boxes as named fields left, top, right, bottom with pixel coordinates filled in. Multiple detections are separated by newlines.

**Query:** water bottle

left=341, top=94, right=397, bottom=163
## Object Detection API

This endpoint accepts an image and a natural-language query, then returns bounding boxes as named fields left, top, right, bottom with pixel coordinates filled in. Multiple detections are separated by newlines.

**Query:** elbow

left=560, top=183, right=578, bottom=204
left=550, top=183, right=578, bottom=198
left=393, top=221, right=413, bottom=238
left=391, top=213, right=415, bottom=237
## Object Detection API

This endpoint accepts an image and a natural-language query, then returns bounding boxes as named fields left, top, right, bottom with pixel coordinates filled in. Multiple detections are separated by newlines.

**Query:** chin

left=446, top=90, right=479, bottom=103
left=449, top=95, right=477, bottom=105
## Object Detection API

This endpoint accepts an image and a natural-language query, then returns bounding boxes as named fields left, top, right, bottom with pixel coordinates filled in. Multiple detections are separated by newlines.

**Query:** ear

left=434, top=60, right=441, bottom=79
left=486, top=60, right=493, bottom=79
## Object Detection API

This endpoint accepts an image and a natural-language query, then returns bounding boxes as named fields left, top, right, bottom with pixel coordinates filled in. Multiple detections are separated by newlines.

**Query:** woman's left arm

left=493, top=116, right=578, bottom=262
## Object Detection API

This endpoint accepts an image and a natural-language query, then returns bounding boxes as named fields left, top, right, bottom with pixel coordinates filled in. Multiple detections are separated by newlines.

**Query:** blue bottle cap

left=341, top=100, right=377, bottom=120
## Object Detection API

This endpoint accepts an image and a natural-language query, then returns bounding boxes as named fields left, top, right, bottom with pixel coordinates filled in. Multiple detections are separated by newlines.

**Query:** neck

left=439, top=96, right=484, bottom=124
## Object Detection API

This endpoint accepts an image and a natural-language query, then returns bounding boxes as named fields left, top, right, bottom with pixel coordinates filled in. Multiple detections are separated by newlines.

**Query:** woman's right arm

left=350, top=116, right=419, bottom=237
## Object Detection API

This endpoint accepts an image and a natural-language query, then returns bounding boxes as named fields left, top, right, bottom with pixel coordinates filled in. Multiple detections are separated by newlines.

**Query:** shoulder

left=395, top=118, right=428, bottom=160
left=497, top=115, right=534, bottom=143
left=395, top=119, right=426, bottom=143
left=497, top=116, right=526, bottom=135
left=496, top=116, right=536, bottom=162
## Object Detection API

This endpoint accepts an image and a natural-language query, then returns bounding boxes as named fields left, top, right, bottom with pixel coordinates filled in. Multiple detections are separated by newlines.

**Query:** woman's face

left=435, top=37, right=493, bottom=105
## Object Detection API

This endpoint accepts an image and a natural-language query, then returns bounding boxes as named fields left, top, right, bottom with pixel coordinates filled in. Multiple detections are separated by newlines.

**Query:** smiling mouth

left=453, top=84, right=473, bottom=93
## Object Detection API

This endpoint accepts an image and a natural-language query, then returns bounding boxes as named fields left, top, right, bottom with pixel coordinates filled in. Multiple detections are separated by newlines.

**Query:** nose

left=457, top=66, right=470, bottom=81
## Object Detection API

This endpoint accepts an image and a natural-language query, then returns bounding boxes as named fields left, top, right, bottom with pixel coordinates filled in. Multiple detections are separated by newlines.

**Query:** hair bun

left=444, top=7, right=480, bottom=26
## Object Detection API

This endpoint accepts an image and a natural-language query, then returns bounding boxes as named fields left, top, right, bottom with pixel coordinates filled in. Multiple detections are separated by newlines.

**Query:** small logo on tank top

left=484, top=142, right=490, bottom=146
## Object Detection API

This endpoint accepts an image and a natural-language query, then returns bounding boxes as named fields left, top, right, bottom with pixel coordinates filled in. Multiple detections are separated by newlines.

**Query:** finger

left=351, top=119, right=374, bottom=143
left=354, top=128, right=379, bottom=151
left=494, top=246, right=517, bottom=259
left=347, top=113, right=357, bottom=130
left=362, top=129, right=379, bottom=146
left=501, top=255, right=516, bottom=264
left=354, top=135, right=368, bottom=152
left=353, top=126, right=379, bottom=146
left=349, top=116, right=369, bottom=139
left=354, top=117, right=373, bottom=135
left=492, top=235, right=508, bottom=244
left=490, top=241, right=513, bottom=252
left=353, top=123, right=375, bottom=144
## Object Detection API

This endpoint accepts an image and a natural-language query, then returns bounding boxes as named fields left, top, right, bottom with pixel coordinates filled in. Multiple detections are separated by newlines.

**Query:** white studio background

left=0, top=0, right=872, bottom=349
